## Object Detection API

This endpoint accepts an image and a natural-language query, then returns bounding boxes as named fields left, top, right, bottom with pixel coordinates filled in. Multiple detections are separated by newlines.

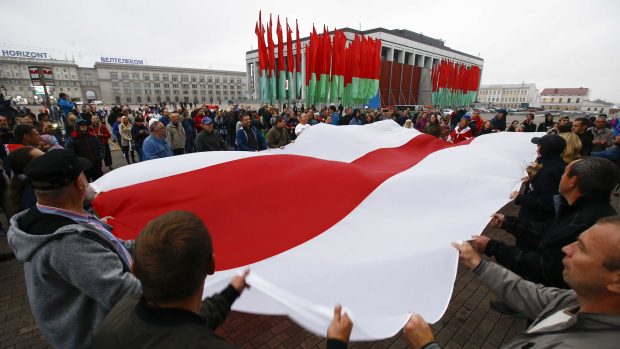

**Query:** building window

left=567, top=98, right=571, bottom=103
left=147, top=96, right=152, bottom=103
left=223, top=78, right=228, bottom=83
left=208, top=77, right=213, bottom=83
left=215, top=78, right=220, bottom=83
left=192, top=90, right=198, bottom=95
left=162, top=74, right=169, bottom=81
left=123, top=82, right=130, bottom=88
left=155, top=90, right=161, bottom=95
left=126, top=97, right=132, bottom=103
left=181, top=75, right=188, bottom=82
left=144, top=82, right=151, bottom=87
left=237, top=78, right=241, bottom=83
left=191, top=76, right=197, bottom=82
left=200, top=90, right=206, bottom=95
left=111, top=81, right=119, bottom=87
left=154, top=83, right=160, bottom=88
left=143, top=73, right=150, bottom=80
left=199, top=76, right=205, bottom=83
left=132, top=73, right=140, bottom=80
left=182, top=84, right=189, bottom=89
left=121, top=72, right=129, bottom=80
left=110, top=72, right=118, bottom=80
left=153, top=74, right=160, bottom=81
left=576, top=98, right=580, bottom=103
left=183, top=90, right=189, bottom=95
left=164, top=89, right=170, bottom=95
left=192, top=84, right=198, bottom=89
left=173, top=83, right=179, bottom=88
left=172, top=75, right=178, bottom=82
left=164, top=83, right=170, bottom=88
left=137, top=96, right=142, bottom=103
left=144, top=89, right=152, bottom=94
left=174, top=96, right=179, bottom=102
left=173, top=90, right=179, bottom=95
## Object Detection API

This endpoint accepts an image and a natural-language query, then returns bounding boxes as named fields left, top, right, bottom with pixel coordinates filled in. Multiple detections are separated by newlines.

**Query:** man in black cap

left=511, top=135, right=567, bottom=224
left=7, top=150, right=141, bottom=349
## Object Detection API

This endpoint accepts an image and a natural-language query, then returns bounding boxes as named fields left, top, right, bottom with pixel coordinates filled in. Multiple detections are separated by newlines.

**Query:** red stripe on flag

left=93, top=134, right=469, bottom=271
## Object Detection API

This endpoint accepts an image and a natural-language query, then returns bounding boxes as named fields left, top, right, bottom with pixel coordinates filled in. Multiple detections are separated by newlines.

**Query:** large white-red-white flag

left=92, top=121, right=537, bottom=340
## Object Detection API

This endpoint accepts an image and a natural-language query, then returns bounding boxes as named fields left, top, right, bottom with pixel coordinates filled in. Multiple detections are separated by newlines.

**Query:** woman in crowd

left=478, top=120, right=494, bottom=135
left=91, top=116, right=113, bottom=170
left=119, top=116, right=135, bottom=164
left=515, top=124, right=525, bottom=132
left=439, top=115, right=451, bottom=140
left=404, top=119, right=414, bottom=129
left=39, top=134, right=64, bottom=152
left=424, top=113, right=441, bottom=137
left=507, top=120, right=520, bottom=132
left=5, top=146, right=44, bottom=218
left=559, top=132, right=582, bottom=164
left=415, top=111, right=429, bottom=132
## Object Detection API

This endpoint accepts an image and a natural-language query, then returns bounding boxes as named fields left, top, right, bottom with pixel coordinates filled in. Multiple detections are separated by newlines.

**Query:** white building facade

left=95, top=63, right=247, bottom=106
left=539, top=88, right=589, bottom=111
left=478, top=83, right=538, bottom=109
left=580, top=100, right=615, bottom=115
left=1, top=51, right=248, bottom=106
left=0, top=56, right=82, bottom=105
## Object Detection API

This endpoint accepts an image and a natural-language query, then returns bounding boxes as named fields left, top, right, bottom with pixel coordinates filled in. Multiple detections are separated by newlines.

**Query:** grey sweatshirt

left=7, top=208, right=141, bottom=349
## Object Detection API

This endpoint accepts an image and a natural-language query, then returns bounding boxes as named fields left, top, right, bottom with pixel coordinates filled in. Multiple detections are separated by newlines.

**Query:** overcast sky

left=2, top=0, right=618, bottom=103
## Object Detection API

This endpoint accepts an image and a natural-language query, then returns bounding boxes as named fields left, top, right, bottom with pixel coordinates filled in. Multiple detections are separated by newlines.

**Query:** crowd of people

left=1, top=93, right=620, bottom=348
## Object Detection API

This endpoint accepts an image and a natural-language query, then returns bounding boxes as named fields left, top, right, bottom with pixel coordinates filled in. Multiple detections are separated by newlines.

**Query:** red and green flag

left=295, top=20, right=302, bottom=99
left=286, top=18, right=294, bottom=101
left=255, top=12, right=268, bottom=103
left=276, top=16, right=286, bottom=101
left=267, top=15, right=277, bottom=104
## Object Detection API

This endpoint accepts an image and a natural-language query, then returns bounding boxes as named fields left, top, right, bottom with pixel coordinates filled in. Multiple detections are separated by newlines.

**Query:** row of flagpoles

left=255, top=12, right=382, bottom=107
left=431, top=60, right=481, bottom=108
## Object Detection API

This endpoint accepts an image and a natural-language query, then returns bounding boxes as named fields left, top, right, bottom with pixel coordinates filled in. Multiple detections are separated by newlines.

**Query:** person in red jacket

left=194, top=108, right=206, bottom=132
left=90, top=116, right=113, bottom=170
left=447, top=118, right=473, bottom=144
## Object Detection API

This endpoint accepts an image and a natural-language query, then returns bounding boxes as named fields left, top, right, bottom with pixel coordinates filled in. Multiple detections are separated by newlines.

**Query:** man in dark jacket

left=266, top=116, right=290, bottom=148
left=92, top=211, right=352, bottom=349
left=522, top=113, right=537, bottom=132
left=195, top=117, right=226, bottom=152
left=491, top=109, right=507, bottom=131
left=69, top=119, right=102, bottom=181
left=182, top=112, right=197, bottom=153
left=131, top=116, right=149, bottom=162
left=572, top=117, right=593, bottom=156
left=511, top=135, right=567, bottom=225
left=236, top=114, right=266, bottom=152
left=473, top=156, right=619, bottom=289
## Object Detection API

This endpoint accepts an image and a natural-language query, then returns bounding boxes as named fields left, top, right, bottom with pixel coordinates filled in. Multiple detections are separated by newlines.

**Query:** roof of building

left=480, top=83, right=536, bottom=89
left=540, top=88, right=589, bottom=96
left=94, top=62, right=245, bottom=75
left=246, top=27, right=482, bottom=62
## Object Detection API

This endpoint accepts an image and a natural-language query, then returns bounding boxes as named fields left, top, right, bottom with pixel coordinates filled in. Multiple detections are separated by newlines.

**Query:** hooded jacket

left=515, top=154, right=566, bottom=222
left=7, top=207, right=141, bottom=349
